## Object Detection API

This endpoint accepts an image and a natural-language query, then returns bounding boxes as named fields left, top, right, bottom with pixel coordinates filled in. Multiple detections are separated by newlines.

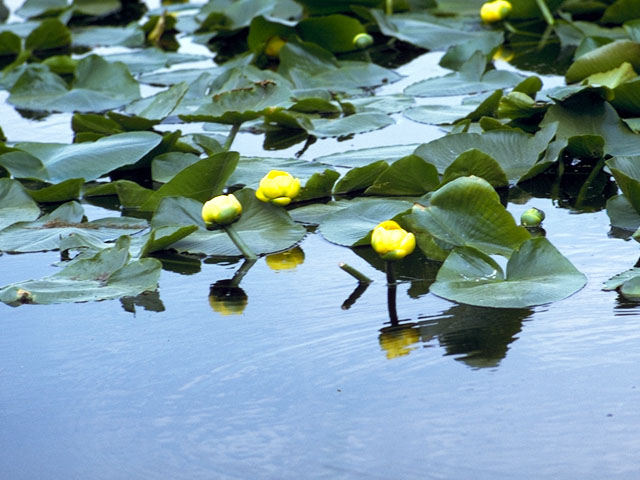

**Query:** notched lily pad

left=430, top=238, right=587, bottom=308
left=0, top=236, right=161, bottom=306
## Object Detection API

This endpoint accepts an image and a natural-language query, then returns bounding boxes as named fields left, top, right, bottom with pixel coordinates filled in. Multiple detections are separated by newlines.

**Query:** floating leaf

left=429, top=237, right=587, bottom=308
left=24, top=178, right=84, bottom=203
left=410, top=176, right=530, bottom=257
left=606, top=194, right=640, bottom=232
left=0, top=236, right=161, bottom=306
left=319, top=198, right=413, bottom=247
left=414, top=124, right=556, bottom=183
left=296, top=14, right=366, bottom=53
left=333, top=160, right=389, bottom=195
left=0, top=132, right=162, bottom=183
left=8, top=55, right=140, bottom=113
left=565, top=40, right=640, bottom=83
left=151, top=188, right=306, bottom=256
left=606, top=156, right=640, bottom=213
left=0, top=179, right=41, bottom=231
left=0, top=202, right=147, bottom=253
left=365, top=155, right=440, bottom=196
left=315, top=144, right=420, bottom=168
left=440, top=149, right=509, bottom=188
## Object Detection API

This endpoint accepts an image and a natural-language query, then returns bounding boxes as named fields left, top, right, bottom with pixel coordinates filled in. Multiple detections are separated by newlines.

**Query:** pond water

left=2, top=1, right=640, bottom=479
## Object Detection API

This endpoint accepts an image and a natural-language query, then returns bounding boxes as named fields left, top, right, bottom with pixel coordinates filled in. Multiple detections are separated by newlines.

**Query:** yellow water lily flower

left=371, top=220, right=416, bottom=261
left=255, top=170, right=301, bottom=206
left=480, top=0, right=512, bottom=23
left=201, top=194, right=242, bottom=227
left=265, top=36, right=287, bottom=57
left=379, top=327, right=420, bottom=360
left=265, top=247, right=305, bottom=271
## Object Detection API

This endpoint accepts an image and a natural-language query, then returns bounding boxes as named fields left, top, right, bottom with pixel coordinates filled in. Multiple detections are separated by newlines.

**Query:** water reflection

left=376, top=270, right=533, bottom=367
left=265, top=246, right=305, bottom=271
left=207, top=258, right=256, bottom=316
left=418, top=305, right=532, bottom=368
left=120, top=290, right=165, bottom=313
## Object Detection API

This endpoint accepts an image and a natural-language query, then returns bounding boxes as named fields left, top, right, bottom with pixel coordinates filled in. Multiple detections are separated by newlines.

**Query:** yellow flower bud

left=353, top=32, right=374, bottom=49
left=480, top=0, right=512, bottom=23
left=201, top=194, right=242, bottom=227
left=265, top=36, right=286, bottom=57
left=255, top=170, right=301, bottom=206
left=370, top=220, right=416, bottom=261
left=379, top=327, right=420, bottom=359
left=265, top=247, right=305, bottom=271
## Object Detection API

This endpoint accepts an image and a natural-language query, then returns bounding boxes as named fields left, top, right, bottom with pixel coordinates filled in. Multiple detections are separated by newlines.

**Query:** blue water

left=2, top=1, right=640, bottom=477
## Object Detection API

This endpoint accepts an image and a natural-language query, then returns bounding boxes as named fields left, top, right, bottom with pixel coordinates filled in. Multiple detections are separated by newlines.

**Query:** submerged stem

left=385, top=261, right=398, bottom=325
left=575, top=157, right=605, bottom=210
left=230, top=258, right=257, bottom=287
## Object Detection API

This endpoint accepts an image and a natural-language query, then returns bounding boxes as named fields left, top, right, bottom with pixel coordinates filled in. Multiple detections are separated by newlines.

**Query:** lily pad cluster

left=0, top=0, right=638, bottom=306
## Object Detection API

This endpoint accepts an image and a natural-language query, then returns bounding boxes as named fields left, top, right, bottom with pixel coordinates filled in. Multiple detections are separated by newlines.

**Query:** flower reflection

left=265, top=247, right=305, bottom=271
left=379, top=325, right=420, bottom=360
left=208, top=280, right=248, bottom=316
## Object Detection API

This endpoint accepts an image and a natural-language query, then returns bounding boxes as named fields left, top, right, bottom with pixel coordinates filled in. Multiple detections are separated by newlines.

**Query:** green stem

left=230, top=258, right=257, bottom=287
left=339, top=262, right=373, bottom=284
left=223, top=123, right=241, bottom=152
left=385, top=0, right=393, bottom=15
left=575, top=157, right=605, bottom=210
left=535, top=0, right=555, bottom=26
left=224, top=224, right=257, bottom=261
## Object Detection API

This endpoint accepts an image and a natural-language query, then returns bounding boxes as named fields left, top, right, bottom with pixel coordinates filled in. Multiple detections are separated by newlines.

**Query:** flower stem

left=385, top=0, right=393, bottom=15
left=223, top=123, right=241, bottom=152
left=535, top=0, right=555, bottom=26
left=224, top=224, right=257, bottom=261
left=339, top=262, right=373, bottom=284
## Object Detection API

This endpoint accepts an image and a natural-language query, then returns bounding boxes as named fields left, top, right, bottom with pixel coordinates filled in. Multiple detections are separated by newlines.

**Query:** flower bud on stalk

left=480, top=0, right=512, bottom=23
left=201, top=194, right=242, bottom=227
left=371, top=220, right=416, bottom=261
left=255, top=170, right=301, bottom=206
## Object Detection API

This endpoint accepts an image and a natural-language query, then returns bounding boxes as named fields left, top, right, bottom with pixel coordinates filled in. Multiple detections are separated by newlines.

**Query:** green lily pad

left=297, top=14, right=365, bottom=53
left=365, top=155, right=440, bottom=196
left=120, top=151, right=239, bottom=212
left=0, top=131, right=162, bottom=183
left=0, top=178, right=41, bottom=231
left=440, top=149, right=509, bottom=188
left=318, top=198, right=413, bottom=247
left=24, top=178, right=84, bottom=203
left=541, top=99, right=640, bottom=157
left=429, top=237, right=587, bottom=308
left=605, top=194, right=640, bottom=232
left=405, top=52, right=524, bottom=98
left=414, top=123, right=556, bottom=184
left=410, top=176, right=530, bottom=257
left=606, top=156, right=640, bottom=213
left=151, top=188, right=306, bottom=257
left=180, top=81, right=293, bottom=125
left=8, top=55, right=140, bottom=113
left=611, top=77, right=640, bottom=115
left=565, top=40, right=640, bottom=83
left=405, top=89, right=503, bottom=125
left=0, top=236, right=161, bottom=306
left=315, top=144, right=420, bottom=168
left=0, top=202, right=147, bottom=253
left=72, top=25, right=145, bottom=48
left=333, top=160, right=389, bottom=195
left=296, top=169, right=340, bottom=202
left=601, top=0, right=640, bottom=25
left=25, top=18, right=71, bottom=52
left=125, top=82, right=189, bottom=120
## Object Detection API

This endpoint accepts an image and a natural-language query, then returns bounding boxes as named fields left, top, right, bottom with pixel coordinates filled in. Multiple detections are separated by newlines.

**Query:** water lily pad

left=429, top=237, right=587, bottom=308
left=0, top=131, right=162, bottom=183
left=151, top=188, right=306, bottom=257
left=605, top=194, right=640, bottom=232
left=0, top=178, right=41, bottom=231
left=565, top=40, right=640, bottom=83
left=296, top=14, right=366, bottom=53
left=318, top=198, right=413, bottom=247
left=414, top=123, right=556, bottom=183
left=24, top=178, right=84, bottom=203
left=410, top=176, right=530, bottom=257
left=333, top=160, right=389, bottom=195
left=8, top=55, right=140, bottom=113
left=0, top=202, right=147, bottom=253
left=606, top=156, right=640, bottom=213
left=72, top=25, right=145, bottom=48
left=315, top=144, right=420, bottom=168
left=365, top=155, right=440, bottom=196
left=405, top=89, right=502, bottom=125
left=405, top=52, right=524, bottom=98
left=440, top=149, right=509, bottom=188
left=125, top=82, right=189, bottom=120
left=0, top=236, right=161, bottom=306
